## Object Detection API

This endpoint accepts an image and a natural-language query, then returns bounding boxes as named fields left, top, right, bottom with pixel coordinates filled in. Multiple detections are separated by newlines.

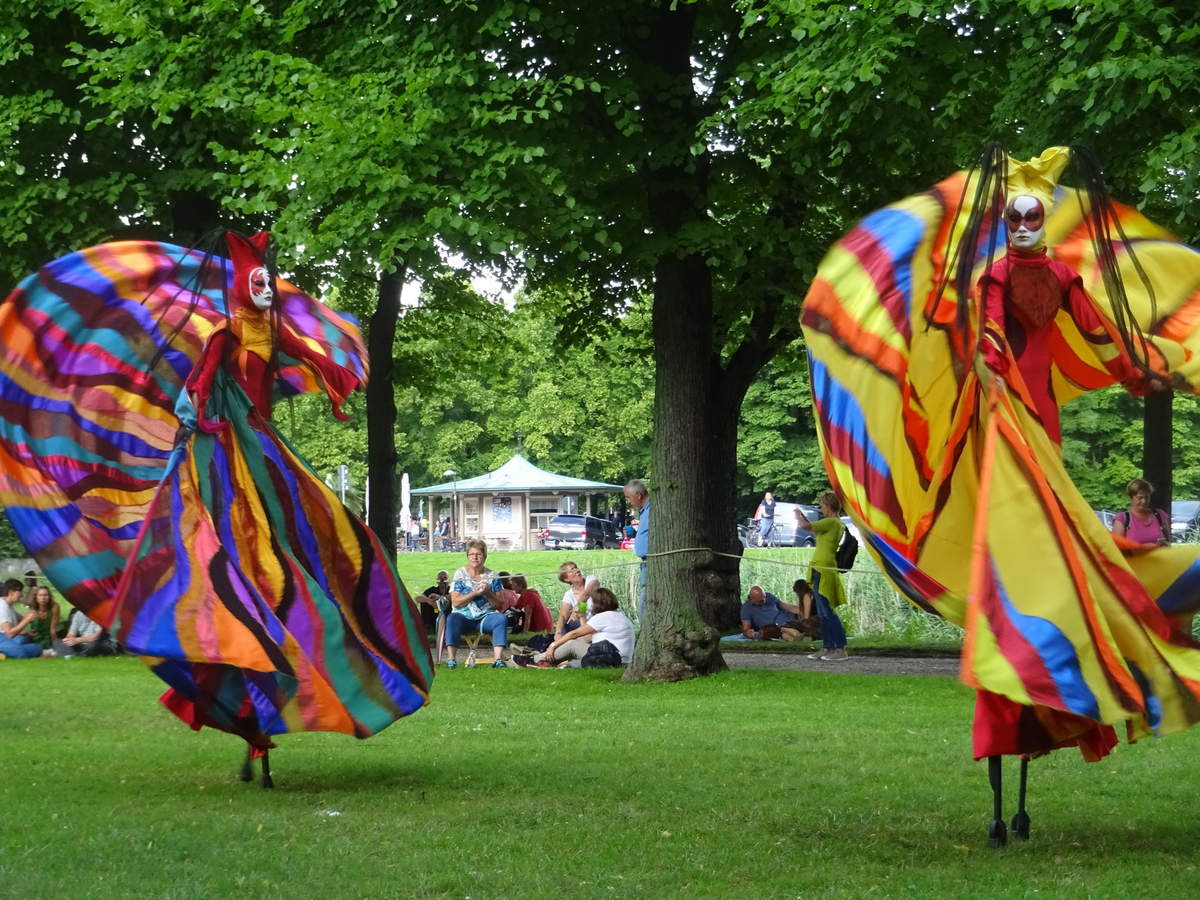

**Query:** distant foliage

left=1060, top=387, right=1200, bottom=508
left=0, top=509, right=28, bottom=559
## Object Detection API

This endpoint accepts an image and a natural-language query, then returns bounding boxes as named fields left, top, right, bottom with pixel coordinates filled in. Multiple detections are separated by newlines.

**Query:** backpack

left=1117, top=509, right=1169, bottom=542
left=581, top=639, right=624, bottom=668
left=835, top=527, right=859, bottom=573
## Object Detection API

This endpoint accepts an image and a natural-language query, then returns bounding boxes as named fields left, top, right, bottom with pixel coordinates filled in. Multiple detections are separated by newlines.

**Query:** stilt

left=987, top=755, right=1007, bottom=848
left=1010, top=755, right=1030, bottom=840
left=260, top=749, right=274, bottom=789
left=238, top=746, right=253, bottom=782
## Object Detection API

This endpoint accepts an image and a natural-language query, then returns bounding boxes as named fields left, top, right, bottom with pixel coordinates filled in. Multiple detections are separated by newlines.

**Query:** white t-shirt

left=562, top=575, right=599, bottom=619
left=1, top=597, right=20, bottom=630
left=68, top=610, right=101, bottom=639
left=587, top=610, right=635, bottom=663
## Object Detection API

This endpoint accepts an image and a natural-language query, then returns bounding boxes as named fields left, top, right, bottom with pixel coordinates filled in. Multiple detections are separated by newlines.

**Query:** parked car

left=543, top=514, right=621, bottom=550
left=740, top=502, right=820, bottom=547
left=1171, top=500, right=1200, bottom=542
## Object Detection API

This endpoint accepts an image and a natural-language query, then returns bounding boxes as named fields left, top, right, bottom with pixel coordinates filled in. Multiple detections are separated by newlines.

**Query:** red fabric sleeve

left=186, top=330, right=232, bottom=432
left=275, top=328, right=362, bottom=421
left=979, top=276, right=1010, bottom=375
left=1062, top=279, right=1148, bottom=393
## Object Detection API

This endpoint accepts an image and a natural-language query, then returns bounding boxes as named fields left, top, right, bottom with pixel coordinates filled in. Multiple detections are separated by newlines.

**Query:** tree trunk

left=1143, top=390, right=1173, bottom=511
left=622, top=249, right=727, bottom=682
left=624, top=5, right=728, bottom=682
left=367, top=266, right=404, bottom=549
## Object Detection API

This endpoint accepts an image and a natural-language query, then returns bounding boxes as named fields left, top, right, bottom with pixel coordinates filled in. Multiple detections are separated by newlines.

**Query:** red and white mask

left=247, top=266, right=273, bottom=311
left=224, top=231, right=274, bottom=313
left=1004, top=194, right=1046, bottom=250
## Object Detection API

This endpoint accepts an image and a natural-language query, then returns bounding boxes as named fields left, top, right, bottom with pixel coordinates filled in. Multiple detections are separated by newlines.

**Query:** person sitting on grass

left=790, top=579, right=822, bottom=641
left=554, top=561, right=598, bottom=639
left=514, top=588, right=634, bottom=668
left=0, top=577, right=43, bottom=659
left=444, top=539, right=508, bottom=669
left=416, top=570, right=452, bottom=632
left=509, top=573, right=554, bottom=633
left=59, top=607, right=118, bottom=657
left=25, top=586, right=62, bottom=656
left=739, top=585, right=805, bottom=641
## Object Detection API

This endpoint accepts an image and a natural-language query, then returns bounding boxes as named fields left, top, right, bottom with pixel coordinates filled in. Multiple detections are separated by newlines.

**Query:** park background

left=5, top=2, right=1200, bottom=894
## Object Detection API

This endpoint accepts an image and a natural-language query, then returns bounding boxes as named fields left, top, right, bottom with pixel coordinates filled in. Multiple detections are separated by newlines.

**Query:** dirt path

left=722, top=652, right=959, bottom=677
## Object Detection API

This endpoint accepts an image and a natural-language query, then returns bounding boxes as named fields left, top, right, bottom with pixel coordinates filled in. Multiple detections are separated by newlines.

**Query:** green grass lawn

left=4, top=658, right=1198, bottom=897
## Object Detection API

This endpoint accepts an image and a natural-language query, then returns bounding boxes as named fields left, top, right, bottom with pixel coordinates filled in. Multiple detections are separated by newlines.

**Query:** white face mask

left=1005, top=194, right=1046, bottom=250
left=248, top=266, right=273, bottom=310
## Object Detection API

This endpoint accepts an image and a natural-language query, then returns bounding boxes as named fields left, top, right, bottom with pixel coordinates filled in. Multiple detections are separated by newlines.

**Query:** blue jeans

left=811, top=572, right=845, bottom=650
left=0, top=634, right=43, bottom=658
left=445, top=611, right=508, bottom=648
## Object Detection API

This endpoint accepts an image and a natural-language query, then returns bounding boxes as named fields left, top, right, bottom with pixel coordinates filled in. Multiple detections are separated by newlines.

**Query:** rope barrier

left=445, top=545, right=885, bottom=587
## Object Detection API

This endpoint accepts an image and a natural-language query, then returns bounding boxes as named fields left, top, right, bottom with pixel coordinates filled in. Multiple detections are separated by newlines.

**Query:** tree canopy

left=3, top=0, right=1200, bottom=673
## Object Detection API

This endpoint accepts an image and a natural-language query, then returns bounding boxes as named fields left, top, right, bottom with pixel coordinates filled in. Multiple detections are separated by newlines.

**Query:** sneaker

left=821, top=651, right=850, bottom=662
left=445, top=659, right=458, bottom=669
left=807, top=652, right=825, bottom=660
left=491, top=659, right=506, bottom=668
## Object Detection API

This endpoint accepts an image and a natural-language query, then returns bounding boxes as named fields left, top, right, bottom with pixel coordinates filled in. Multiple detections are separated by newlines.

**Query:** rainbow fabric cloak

left=0, top=239, right=432, bottom=747
left=801, top=148, right=1200, bottom=758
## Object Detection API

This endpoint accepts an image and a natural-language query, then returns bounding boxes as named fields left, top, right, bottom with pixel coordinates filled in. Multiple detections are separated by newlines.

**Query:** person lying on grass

left=514, top=588, right=634, bottom=668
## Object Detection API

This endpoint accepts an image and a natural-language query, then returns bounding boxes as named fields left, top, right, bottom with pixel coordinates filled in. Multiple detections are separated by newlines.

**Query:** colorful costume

left=0, top=236, right=432, bottom=750
left=801, top=146, right=1200, bottom=762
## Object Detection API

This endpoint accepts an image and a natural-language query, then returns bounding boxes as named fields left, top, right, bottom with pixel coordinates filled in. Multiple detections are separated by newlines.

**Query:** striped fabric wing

left=0, top=240, right=431, bottom=740
left=802, top=170, right=1200, bottom=742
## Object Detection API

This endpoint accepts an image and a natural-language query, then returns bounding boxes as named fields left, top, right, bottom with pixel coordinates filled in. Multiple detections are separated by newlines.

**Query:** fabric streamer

left=802, top=148, right=1200, bottom=760
left=0, top=239, right=432, bottom=749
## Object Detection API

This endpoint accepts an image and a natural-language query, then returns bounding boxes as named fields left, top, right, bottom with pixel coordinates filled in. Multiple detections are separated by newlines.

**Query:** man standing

left=755, top=491, right=777, bottom=547
left=624, top=478, right=651, bottom=626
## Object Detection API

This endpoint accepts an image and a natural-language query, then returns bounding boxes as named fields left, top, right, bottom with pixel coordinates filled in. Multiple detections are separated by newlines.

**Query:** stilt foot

left=1010, top=810, right=1030, bottom=841
left=260, top=751, right=274, bottom=789
left=238, top=748, right=253, bottom=782
left=987, top=818, right=1007, bottom=848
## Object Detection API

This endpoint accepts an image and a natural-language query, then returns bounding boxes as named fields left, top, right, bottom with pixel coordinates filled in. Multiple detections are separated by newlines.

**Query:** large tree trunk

left=623, top=249, right=727, bottom=682
left=366, top=266, right=404, bottom=548
left=623, top=5, right=728, bottom=682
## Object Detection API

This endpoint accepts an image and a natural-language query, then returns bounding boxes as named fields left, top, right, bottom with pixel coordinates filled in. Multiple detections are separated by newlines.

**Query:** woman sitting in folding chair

left=442, top=539, right=509, bottom=669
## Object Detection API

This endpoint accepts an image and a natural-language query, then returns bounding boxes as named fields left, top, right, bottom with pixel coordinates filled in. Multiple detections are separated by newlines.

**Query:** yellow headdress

left=1005, top=146, right=1071, bottom=209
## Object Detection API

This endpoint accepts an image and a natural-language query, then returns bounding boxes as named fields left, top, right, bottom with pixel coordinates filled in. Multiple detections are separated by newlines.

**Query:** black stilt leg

left=260, top=750, right=274, bottom=789
left=238, top=747, right=253, bottom=782
left=1010, top=755, right=1030, bottom=840
left=987, top=755, right=1007, bottom=848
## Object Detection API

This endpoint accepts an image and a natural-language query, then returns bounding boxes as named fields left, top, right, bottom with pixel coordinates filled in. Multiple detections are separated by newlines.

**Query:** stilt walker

left=802, top=145, right=1200, bottom=843
left=0, top=235, right=433, bottom=783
